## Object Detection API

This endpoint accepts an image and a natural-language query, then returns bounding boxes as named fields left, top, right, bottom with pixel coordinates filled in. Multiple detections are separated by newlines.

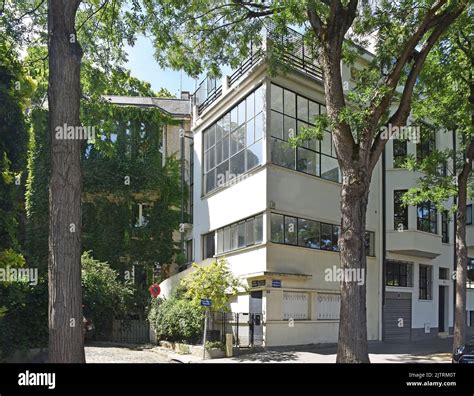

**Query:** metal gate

left=208, top=311, right=264, bottom=347
left=383, top=292, right=412, bottom=342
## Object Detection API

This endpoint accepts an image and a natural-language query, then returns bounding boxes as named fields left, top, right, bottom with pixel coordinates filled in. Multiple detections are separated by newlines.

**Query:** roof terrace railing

left=192, top=25, right=323, bottom=115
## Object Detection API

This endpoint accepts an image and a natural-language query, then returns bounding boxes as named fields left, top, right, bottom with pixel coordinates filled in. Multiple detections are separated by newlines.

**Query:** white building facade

left=158, top=30, right=474, bottom=347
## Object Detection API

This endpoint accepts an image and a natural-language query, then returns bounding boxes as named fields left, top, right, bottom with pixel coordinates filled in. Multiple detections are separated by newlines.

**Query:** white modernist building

left=156, top=29, right=474, bottom=347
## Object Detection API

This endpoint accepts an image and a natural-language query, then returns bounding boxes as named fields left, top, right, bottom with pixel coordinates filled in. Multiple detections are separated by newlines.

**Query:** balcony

left=386, top=230, right=442, bottom=258
left=192, top=25, right=323, bottom=115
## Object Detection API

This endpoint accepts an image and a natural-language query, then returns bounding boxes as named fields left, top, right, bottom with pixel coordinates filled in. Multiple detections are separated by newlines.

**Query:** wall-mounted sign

left=251, top=280, right=266, bottom=288
left=272, top=280, right=281, bottom=288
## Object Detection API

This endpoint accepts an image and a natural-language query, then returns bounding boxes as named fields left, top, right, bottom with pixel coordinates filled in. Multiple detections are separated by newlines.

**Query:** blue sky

left=125, top=35, right=201, bottom=97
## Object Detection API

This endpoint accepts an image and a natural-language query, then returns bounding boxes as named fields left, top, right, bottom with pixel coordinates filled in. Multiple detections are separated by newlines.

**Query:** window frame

left=419, top=264, right=433, bottom=300
left=270, top=83, right=340, bottom=183
left=417, top=201, right=438, bottom=234
left=394, top=190, right=408, bottom=230
left=385, top=260, right=413, bottom=287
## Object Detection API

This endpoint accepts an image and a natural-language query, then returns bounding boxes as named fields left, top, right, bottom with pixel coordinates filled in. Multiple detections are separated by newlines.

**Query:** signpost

left=201, top=299, right=212, bottom=360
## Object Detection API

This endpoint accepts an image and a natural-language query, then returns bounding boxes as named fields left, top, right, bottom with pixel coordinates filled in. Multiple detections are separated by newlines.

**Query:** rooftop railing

left=192, top=25, right=323, bottom=115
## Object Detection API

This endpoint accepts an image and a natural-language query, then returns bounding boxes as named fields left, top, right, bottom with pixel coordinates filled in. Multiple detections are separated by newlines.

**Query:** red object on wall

left=149, top=284, right=161, bottom=298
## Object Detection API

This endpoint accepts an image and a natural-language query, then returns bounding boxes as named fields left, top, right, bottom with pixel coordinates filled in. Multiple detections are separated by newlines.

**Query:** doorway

left=438, top=286, right=449, bottom=334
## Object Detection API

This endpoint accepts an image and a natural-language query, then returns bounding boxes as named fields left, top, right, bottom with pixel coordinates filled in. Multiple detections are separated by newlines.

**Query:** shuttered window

left=317, top=293, right=340, bottom=320
left=282, top=291, right=308, bottom=320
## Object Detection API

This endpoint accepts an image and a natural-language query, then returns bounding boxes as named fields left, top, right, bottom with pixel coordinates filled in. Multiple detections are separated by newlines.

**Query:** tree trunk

left=47, top=0, right=85, bottom=363
left=453, top=171, right=468, bottom=354
left=336, top=167, right=371, bottom=363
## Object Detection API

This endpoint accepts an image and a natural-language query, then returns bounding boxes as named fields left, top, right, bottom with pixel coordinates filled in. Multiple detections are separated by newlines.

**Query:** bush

left=81, top=251, right=133, bottom=340
left=0, top=278, right=48, bottom=361
left=148, top=295, right=204, bottom=344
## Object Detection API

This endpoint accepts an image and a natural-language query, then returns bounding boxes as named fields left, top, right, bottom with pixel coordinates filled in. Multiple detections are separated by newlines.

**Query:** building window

left=439, top=267, right=449, bottom=280
left=469, top=311, right=474, bottom=327
left=393, top=139, right=407, bottom=168
left=283, top=291, right=309, bottom=320
left=203, top=86, right=264, bottom=194
left=394, top=190, right=408, bottom=230
left=419, top=264, right=433, bottom=300
left=468, top=259, right=474, bottom=288
left=215, top=214, right=263, bottom=255
left=417, top=201, right=437, bottom=234
left=202, top=232, right=215, bottom=259
left=317, top=293, right=340, bottom=320
left=185, top=239, right=193, bottom=263
left=386, top=260, right=413, bottom=287
left=270, top=213, right=374, bottom=256
left=416, top=129, right=435, bottom=162
left=441, top=210, right=449, bottom=243
left=270, top=83, right=340, bottom=183
left=467, top=204, right=472, bottom=225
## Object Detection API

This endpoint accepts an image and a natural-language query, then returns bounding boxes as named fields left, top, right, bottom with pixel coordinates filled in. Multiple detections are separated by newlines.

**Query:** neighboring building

left=120, top=29, right=473, bottom=347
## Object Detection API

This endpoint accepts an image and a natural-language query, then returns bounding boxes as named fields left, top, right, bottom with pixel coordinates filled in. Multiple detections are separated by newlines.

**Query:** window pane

left=270, top=111, right=283, bottom=139
left=394, top=190, right=408, bottom=230
left=284, top=116, right=296, bottom=141
left=216, top=139, right=223, bottom=165
left=246, top=218, right=255, bottom=246
left=230, top=107, right=238, bottom=131
left=205, top=169, right=215, bottom=193
left=321, top=131, right=332, bottom=156
left=216, top=119, right=223, bottom=142
left=285, top=216, right=297, bottom=245
left=320, top=223, right=333, bottom=250
left=230, top=125, right=245, bottom=155
left=467, top=205, right=472, bottom=225
left=246, top=92, right=255, bottom=120
left=205, top=146, right=215, bottom=171
left=321, top=155, right=340, bottom=182
left=208, top=125, right=216, bottom=147
left=223, top=113, right=231, bottom=135
left=238, top=222, right=246, bottom=248
left=246, top=118, right=255, bottom=146
left=308, top=101, right=319, bottom=124
left=271, top=84, right=283, bottom=112
left=222, top=133, right=229, bottom=161
left=332, top=225, right=340, bottom=251
left=297, top=96, right=308, bottom=122
left=298, top=218, right=320, bottom=249
left=271, top=138, right=295, bottom=169
left=217, top=229, right=224, bottom=254
left=230, top=150, right=246, bottom=177
left=230, top=224, right=238, bottom=250
left=216, top=161, right=228, bottom=188
left=247, top=140, right=263, bottom=171
left=223, top=227, right=230, bottom=252
left=255, top=112, right=263, bottom=141
left=297, top=147, right=318, bottom=176
left=238, top=100, right=246, bottom=126
left=254, top=214, right=263, bottom=243
left=271, top=214, right=284, bottom=243
left=284, top=90, right=296, bottom=117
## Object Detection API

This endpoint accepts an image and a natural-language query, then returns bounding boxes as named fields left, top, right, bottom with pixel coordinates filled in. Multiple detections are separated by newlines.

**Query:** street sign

left=272, top=280, right=281, bottom=288
left=200, top=299, right=212, bottom=307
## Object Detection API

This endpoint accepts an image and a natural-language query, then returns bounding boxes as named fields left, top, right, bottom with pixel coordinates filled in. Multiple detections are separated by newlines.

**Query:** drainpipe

left=180, top=123, right=185, bottom=265
left=381, top=147, right=387, bottom=341
left=452, top=129, right=457, bottom=332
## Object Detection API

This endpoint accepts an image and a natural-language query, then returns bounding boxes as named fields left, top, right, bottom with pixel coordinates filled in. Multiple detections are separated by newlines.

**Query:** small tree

left=180, top=259, right=241, bottom=312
